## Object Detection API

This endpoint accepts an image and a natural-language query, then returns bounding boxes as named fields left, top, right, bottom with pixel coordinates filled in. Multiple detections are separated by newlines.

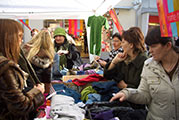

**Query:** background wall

left=23, top=20, right=43, bottom=43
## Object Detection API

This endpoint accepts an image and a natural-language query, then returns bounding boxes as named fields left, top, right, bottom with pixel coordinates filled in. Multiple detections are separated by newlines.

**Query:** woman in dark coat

left=22, top=30, right=55, bottom=93
left=104, top=27, right=148, bottom=89
left=0, top=19, right=45, bottom=120
left=53, top=27, right=82, bottom=70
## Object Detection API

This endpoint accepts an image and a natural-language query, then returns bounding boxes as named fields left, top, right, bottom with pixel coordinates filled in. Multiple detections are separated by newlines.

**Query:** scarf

left=55, top=41, right=69, bottom=70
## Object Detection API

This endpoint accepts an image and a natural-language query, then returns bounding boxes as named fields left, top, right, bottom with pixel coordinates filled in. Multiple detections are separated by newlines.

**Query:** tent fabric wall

left=0, top=0, right=121, bottom=19
left=0, top=0, right=121, bottom=61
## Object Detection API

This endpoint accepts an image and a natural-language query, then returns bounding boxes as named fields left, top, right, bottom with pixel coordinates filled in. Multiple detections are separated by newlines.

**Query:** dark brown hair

left=122, top=27, right=146, bottom=54
left=145, top=26, right=172, bottom=46
left=145, top=26, right=179, bottom=52
left=31, top=28, right=39, bottom=36
left=112, top=32, right=122, bottom=41
left=0, top=19, right=23, bottom=63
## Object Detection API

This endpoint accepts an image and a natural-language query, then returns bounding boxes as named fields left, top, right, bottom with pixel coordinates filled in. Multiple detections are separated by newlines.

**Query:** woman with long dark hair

left=0, top=19, right=45, bottom=120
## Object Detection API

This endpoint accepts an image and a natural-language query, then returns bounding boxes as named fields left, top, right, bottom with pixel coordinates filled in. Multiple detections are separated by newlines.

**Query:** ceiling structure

left=0, top=0, right=121, bottom=19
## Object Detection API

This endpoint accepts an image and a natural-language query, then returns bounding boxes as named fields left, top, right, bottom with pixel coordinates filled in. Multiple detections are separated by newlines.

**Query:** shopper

left=104, top=27, right=147, bottom=89
left=110, top=26, right=179, bottom=120
left=31, top=28, right=39, bottom=37
left=95, top=32, right=123, bottom=67
left=53, top=27, right=82, bottom=69
left=0, top=19, right=45, bottom=120
left=22, top=30, right=55, bottom=93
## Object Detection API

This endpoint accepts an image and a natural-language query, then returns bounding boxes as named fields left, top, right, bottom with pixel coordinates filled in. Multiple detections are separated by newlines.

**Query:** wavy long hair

left=26, top=30, right=55, bottom=63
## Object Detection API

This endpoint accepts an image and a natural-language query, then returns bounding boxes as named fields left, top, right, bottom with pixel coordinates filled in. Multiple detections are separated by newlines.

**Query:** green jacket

left=104, top=53, right=148, bottom=88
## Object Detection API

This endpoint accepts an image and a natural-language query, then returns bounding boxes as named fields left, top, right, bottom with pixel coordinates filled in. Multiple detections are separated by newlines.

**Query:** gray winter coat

left=122, top=57, right=179, bottom=120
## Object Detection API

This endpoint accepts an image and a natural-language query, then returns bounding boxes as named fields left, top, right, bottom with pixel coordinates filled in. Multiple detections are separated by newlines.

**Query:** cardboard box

left=62, top=75, right=89, bottom=82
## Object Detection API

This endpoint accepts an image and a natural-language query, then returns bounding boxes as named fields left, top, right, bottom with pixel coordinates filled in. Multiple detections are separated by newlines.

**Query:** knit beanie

left=54, top=27, right=66, bottom=38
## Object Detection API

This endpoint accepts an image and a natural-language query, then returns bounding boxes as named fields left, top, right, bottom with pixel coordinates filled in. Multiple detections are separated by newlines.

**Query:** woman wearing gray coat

left=110, top=26, right=179, bottom=120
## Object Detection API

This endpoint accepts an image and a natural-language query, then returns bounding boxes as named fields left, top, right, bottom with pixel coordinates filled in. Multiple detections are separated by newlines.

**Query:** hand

left=94, top=56, right=100, bottom=61
left=98, top=60, right=107, bottom=67
left=117, top=80, right=127, bottom=89
left=110, top=92, right=126, bottom=102
left=35, top=83, right=45, bottom=94
left=57, top=50, right=69, bottom=55
left=112, top=52, right=127, bottom=64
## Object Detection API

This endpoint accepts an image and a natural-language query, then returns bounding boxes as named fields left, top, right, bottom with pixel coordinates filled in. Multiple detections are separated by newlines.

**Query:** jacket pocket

left=147, top=76, right=161, bottom=97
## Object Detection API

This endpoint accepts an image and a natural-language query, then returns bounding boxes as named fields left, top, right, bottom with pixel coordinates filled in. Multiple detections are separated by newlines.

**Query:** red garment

left=72, top=74, right=106, bottom=86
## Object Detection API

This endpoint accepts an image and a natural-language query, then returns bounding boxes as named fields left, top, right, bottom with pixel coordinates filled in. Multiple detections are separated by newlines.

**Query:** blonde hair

left=26, top=30, right=55, bottom=63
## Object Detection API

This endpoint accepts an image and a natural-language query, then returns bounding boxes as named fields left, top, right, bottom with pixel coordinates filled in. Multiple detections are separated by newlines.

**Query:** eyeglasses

left=112, top=40, right=120, bottom=42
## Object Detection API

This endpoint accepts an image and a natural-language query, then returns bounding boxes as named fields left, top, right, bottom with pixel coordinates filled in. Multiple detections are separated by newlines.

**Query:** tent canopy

left=0, top=0, right=121, bottom=19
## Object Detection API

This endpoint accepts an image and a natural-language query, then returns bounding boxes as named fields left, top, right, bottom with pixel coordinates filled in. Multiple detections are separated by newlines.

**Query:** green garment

left=81, top=86, right=97, bottom=102
left=87, top=15, right=109, bottom=56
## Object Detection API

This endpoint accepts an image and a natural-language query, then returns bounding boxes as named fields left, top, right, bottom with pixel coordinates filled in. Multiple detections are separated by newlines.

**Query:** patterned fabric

left=108, top=48, right=123, bottom=61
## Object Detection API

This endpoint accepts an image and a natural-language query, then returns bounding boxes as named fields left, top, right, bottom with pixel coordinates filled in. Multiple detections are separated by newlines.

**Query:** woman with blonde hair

left=23, top=30, right=55, bottom=93
left=0, top=19, right=45, bottom=120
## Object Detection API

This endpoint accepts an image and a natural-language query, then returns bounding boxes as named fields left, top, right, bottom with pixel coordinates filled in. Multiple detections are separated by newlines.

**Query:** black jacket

left=54, top=40, right=83, bottom=69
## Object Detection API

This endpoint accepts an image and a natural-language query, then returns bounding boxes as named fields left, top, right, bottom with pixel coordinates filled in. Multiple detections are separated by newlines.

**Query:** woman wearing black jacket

left=53, top=27, right=83, bottom=70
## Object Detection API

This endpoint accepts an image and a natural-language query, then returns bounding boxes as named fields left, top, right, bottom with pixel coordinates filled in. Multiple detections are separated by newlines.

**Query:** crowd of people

left=0, top=19, right=178, bottom=120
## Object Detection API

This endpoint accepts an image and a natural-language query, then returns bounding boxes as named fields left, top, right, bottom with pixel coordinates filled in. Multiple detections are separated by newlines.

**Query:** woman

left=0, top=19, right=45, bottom=120
left=53, top=27, right=82, bottom=70
left=104, top=27, right=147, bottom=89
left=110, top=26, right=179, bottom=120
left=31, top=28, right=39, bottom=37
left=22, top=30, right=55, bottom=93
left=95, top=32, right=123, bottom=67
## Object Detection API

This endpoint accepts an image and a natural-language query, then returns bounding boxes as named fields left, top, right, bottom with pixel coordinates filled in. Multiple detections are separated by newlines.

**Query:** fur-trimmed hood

left=30, top=55, right=52, bottom=69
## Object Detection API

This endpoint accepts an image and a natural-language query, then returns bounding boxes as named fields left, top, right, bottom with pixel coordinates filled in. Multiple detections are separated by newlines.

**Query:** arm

left=98, top=59, right=107, bottom=67
left=103, top=61, right=118, bottom=80
left=1, top=67, right=44, bottom=115
left=110, top=65, right=151, bottom=105
left=67, top=44, right=80, bottom=60
left=107, top=52, right=127, bottom=70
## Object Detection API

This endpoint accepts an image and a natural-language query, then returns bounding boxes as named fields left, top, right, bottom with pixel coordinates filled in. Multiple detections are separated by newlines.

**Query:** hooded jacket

left=0, top=56, right=44, bottom=120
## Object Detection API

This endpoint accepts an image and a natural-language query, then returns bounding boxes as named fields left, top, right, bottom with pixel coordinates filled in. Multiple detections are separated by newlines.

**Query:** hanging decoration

left=19, top=19, right=31, bottom=30
left=157, top=0, right=179, bottom=37
left=109, top=8, right=123, bottom=35
left=68, top=19, right=83, bottom=37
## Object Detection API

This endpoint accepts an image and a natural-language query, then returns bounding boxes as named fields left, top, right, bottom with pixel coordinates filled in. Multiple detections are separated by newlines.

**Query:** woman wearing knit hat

left=53, top=27, right=83, bottom=77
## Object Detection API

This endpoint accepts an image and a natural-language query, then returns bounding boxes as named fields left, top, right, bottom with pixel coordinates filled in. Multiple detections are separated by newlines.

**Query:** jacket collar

left=130, top=53, right=147, bottom=68
left=147, top=57, right=179, bottom=74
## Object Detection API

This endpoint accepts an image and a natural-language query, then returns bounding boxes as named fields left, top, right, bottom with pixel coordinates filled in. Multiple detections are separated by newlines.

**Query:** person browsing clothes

left=110, top=26, right=179, bottom=120
left=53, top=27, right=83, bottom=70
left=95, top=32, right=123, bottom=67
left=104, top=27, right=148, bottom=89
left=0, top=19, right=45, bottom=120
